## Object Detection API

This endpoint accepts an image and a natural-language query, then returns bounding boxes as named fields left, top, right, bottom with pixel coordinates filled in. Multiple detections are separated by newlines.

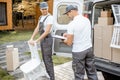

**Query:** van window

left=83, top=1, right=93, bottom=20
left=0, top=2, right=7, bottom=26
left=94, top=8, right=101, bottom=24
left=57, top=5, right=71, bottom=24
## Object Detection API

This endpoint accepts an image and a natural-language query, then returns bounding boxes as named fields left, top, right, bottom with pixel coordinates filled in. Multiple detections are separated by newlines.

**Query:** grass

left=52, top=55, right=72, bottom=65
left=0, top=68, right=15, bottom=80
left=0, top=30, right=37, bottom=44
left=25, top=51, right=72, bottom=66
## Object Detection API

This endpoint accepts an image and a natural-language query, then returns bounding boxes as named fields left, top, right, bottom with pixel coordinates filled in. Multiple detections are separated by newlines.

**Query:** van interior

left=92, top=0, right=120, bottom=26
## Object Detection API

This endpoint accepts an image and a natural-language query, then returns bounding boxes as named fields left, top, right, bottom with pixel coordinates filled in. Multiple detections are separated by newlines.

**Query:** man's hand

left=28, top=39, right=36, bottom=46
left=63, top=33, right=73, bottom=46
left=63, top=33, right=67, bottom=37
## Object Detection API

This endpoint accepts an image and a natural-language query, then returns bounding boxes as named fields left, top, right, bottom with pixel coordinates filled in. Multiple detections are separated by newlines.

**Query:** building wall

left=0, top=0, right=12, bottom=30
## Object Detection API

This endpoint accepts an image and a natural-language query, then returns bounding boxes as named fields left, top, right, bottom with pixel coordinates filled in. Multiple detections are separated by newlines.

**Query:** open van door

left=52, top=0, right=83, bottom=54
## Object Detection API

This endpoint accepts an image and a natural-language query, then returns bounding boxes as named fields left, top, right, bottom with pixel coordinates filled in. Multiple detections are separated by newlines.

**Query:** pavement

left=0, top=41, right=104, bottom=80
left=55, top=61, right=104, bottom=80
left=17, top=53, right=105, bottom=80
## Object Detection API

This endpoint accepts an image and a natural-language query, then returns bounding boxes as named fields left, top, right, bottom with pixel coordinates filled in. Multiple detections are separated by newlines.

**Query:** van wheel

left=102, top=71, right=120, bottom=80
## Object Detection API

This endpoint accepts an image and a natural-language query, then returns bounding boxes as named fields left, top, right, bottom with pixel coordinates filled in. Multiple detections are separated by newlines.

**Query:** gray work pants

left=72, top=47, right=98, bottom=80
left=40, top=37, right=55, bottom=80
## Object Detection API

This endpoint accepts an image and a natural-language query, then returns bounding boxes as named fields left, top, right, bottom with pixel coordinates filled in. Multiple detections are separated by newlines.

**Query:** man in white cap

left=29, top=2, right=54, bottom=80
left=63, top=5, right=98, bottom=80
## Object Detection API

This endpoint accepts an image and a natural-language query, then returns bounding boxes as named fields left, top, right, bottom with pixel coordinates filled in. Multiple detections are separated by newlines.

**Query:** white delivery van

left=52, top=0, right=120, bottom=80
left=52, top=0, right=84, bottom=54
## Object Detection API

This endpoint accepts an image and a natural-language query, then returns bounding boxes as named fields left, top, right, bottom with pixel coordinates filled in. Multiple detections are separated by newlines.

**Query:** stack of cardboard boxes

left=94, top=10, right=113, bottom=60
left=94, top=10, right=120, bottom=64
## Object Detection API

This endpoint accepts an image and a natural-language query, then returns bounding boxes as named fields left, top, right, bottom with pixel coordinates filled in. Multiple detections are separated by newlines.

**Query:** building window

left=0, top=2, right=7, bottom=26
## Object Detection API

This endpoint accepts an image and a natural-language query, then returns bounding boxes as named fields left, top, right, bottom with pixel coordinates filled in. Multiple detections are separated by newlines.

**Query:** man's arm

left=35, top=15, right=53, bottom=42
left=30, top=22, right=39, bottom=40
left=35, top=24, right=52, bottom=42
left=63, top=33, right=73, bottom=46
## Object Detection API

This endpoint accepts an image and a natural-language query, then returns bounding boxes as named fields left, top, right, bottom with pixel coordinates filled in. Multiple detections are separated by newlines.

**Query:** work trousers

left=40, top=37, right=55, bottom=80
left=72, top=47, right=98, bottom=80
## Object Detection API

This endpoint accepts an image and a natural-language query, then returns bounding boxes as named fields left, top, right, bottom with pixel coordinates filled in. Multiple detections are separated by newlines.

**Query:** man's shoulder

left=47, top=15, right=53, bottom=21
left=48, top=15, right=53, bottom=18
left=48, top=13, right=53, bottom=17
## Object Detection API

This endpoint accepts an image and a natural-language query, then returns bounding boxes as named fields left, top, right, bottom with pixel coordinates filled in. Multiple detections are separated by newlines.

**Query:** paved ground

left=0, top=41, right=104, bottom=80
left=55, top=61, right=104, bottom=80
left=18, top=61, right=104, bottom=80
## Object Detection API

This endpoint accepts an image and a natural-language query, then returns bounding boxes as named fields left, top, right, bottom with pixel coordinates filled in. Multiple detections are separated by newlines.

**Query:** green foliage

left=38, top=51, right=72, bottom=65
left=0, top=68, right=8, bottom=78
left=25, top=51, right=72, bottom=66
left=52, top=55, right=72, bottom=66
left=0, top=30, right=39, bottom=44
left=0, top=68, right=15, bottom=80
left=2, top=75, right=15, bottom=80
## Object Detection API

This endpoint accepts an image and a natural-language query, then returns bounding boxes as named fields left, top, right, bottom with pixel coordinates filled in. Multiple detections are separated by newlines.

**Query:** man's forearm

left=31, top=27, right=39, bottom=40
left=63, top=34, right=73, bottom=46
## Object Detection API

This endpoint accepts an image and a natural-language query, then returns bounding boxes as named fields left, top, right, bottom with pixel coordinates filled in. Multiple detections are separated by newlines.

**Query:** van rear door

left=52, top=0, right=83, bottom=54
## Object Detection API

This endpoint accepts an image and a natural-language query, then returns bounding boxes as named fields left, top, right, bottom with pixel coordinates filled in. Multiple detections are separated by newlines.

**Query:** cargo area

left=92, top=0, right=120, bottom=78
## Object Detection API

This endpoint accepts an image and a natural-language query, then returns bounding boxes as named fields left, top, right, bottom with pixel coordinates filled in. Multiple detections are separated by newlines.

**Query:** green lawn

left=25, top=51, right=72, bottom=66
left=0, top=68, right=15, bottom=80
left=52, top=55, right=72, bottom=65
left=0, top=30, right=35, bottom=44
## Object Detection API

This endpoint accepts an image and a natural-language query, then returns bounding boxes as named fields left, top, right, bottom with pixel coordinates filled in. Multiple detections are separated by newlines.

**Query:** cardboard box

left=94, top=24, right=103, bottom=57
left=112, top=48, right=120, bottom=64
left=6, top=45, right=19, bottom=71
left=94, top=38, right=103, bottom=57
left=94, top=24, right=102, bottom=38
left=101, top=11, right=111, bottom=17
left=98, top=17, right=113, bottom=25
left=102, top=25, right=113, bottom=60
left=94, top=24, right=113, bottom=61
